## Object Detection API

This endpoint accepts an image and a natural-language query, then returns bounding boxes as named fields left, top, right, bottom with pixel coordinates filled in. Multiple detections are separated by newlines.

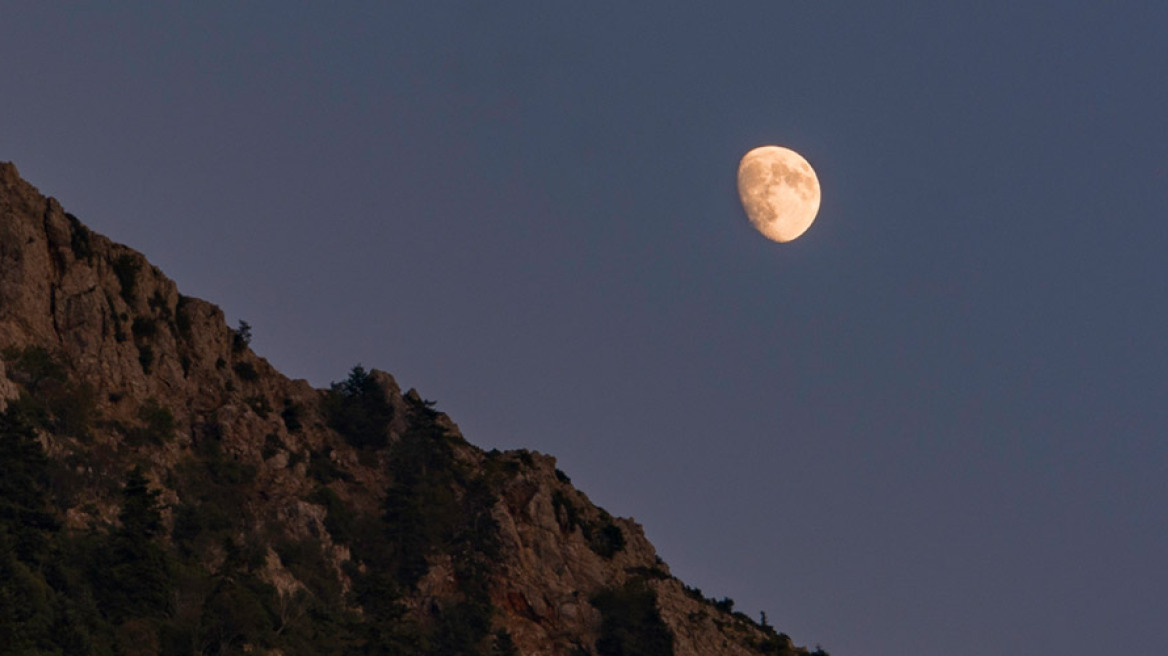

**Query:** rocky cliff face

left=0, top=162, right=819, bottom=656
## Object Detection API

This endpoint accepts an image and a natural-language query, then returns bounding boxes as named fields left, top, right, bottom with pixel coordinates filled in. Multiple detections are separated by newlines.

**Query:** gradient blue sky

left=4, top=3, right=1167, bottom=654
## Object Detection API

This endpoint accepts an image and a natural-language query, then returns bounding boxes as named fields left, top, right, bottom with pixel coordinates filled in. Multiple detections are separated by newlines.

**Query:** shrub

left=172, top=499, right=232, bottom=555
left=272, top=536, right=346, bottom=609
left=262, top=433, right=284, bottom=460
left=324, top=366, right=394, bottom=449
left=2, top=345, right=64, bottom=389
left=683, top=584, right=704, bottom=601
left=1, top=346, right=96, bottom=439
left=548, top=493, right=625, bottom=559
left=280, top=399, right=303, bottom=432
left=433, top=598, right=495, bottom=655
left=754, top=632, right=801, bottom=656
left=112, top=254, right=140, bottom=303
left=147, top=290, right=171, bottom=320
left=131, top=317, right=157, bottom=340
left=590, top=521, right=626, bottom=560
left=56, top=382, right=97, bottom=440
left=232, top=320, right=252, bottom=353
left=627, top=566, right=670, bottom=580
left=307, top=487, right=357, bottom=545
left=233, top=361, right=258, bottom=382
left=482, top=450, right=522, bottom=482
left=199, top=576, right=274, bottom=650
left=174, top=295, right=193, bottom=336
left=209, top=458, right=256, bottom=487
left=66, top=212, right=93, bottom=261
left=137, top=345, right=154, bottom=374
left=552, top=490, right=580, bottom=532
left=713, top=597, right=735, bottom=613
left=307, top=447, right=352, bottom=485
left=136, top=399, right=176, bottom=445
left=245, top=395, right=272, bottom=418
left=591, top=579, right=674, bottom=656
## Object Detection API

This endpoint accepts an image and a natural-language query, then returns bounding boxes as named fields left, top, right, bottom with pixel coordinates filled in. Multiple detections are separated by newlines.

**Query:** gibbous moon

left=737, top=146, right=821, bottom=243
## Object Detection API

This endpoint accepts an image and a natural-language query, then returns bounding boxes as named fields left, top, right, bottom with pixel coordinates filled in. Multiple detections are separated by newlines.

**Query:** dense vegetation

left=0, top=356, right=518, bottom=655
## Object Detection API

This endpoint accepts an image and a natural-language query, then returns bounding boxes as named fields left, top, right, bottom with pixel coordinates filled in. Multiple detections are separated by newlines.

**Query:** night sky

left=4, top=4, right=1167, bottom=654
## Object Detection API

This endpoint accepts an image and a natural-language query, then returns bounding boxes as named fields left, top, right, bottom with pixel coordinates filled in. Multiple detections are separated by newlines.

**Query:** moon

left=737, top=146, right=821, bottom=243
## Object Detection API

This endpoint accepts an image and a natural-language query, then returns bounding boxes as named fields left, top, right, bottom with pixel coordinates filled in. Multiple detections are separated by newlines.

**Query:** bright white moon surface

left=737, top=145, right=821, bottom=243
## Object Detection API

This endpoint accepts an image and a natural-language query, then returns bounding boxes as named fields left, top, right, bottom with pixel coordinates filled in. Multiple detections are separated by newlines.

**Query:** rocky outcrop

left=0, top=161, right=819, bottom=655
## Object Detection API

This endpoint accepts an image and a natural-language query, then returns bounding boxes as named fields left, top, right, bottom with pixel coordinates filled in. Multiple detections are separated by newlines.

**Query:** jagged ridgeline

left=0, top=162, right=828, bottom=656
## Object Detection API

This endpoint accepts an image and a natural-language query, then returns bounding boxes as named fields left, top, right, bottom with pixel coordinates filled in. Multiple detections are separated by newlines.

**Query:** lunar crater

left=737, top=146, right=820, bottom=243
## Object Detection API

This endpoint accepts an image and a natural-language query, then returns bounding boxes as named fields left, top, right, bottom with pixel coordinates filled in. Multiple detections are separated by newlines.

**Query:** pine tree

left=92, top=466, right=173, bottom=621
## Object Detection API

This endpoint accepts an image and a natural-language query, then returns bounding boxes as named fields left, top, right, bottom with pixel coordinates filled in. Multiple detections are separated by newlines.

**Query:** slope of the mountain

left=0, top=161, right=826, bottom=656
